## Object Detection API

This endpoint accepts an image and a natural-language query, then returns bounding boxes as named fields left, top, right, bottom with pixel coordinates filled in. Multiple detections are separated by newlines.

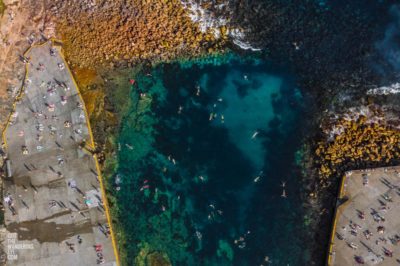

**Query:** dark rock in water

left=146, top=252, right=172, bottom=266
left=187, top=0, right=393, bottom=106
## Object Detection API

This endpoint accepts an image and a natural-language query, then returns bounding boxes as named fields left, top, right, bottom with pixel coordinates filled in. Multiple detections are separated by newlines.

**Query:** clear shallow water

left=114, top=57, right=310, bottom=265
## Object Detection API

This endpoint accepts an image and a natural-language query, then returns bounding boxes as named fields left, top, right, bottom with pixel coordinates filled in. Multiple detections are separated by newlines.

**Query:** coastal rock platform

left=329, top=166, right=400, bottom=265
left=1, top=41, right=118, bottom=265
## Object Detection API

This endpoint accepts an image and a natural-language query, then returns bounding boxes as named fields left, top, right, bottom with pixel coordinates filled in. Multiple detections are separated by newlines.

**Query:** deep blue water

left=115, top=57, right=311, bottom=265
left=104, top=1, right=400, bottom=265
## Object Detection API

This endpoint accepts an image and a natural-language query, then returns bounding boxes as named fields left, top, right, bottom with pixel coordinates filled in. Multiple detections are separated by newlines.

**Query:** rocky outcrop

left=315, top=106, right=400, bottom=180
left=49, top=0, right=226, bottom=68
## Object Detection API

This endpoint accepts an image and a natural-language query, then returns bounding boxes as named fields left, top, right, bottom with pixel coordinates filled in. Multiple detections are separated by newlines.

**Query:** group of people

left=337, top=170, right=400, bottom=264
left=3, top=44, right=111, bottom=265
left=94, top=244, right=105, bottom=264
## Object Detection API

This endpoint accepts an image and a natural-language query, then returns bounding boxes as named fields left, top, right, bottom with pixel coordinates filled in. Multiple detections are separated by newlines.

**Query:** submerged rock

left=146, top=252, right=171, bottom=266
left=135, top=243, right=172, bottom=266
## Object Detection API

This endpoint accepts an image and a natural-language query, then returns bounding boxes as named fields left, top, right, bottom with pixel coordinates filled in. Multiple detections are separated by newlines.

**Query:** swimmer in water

left=281, top=182, right=287, bottom=198
left=209, top=113, right=214, bottom=121
left=254, top=171, right=263, bottom=182
left=195, top=231, right=202, bottom=240
left=281, top=189, right=287, bottom=198
left=251, top=131, right=259, bottom=139
left=125, top=143, right=134, bottom=150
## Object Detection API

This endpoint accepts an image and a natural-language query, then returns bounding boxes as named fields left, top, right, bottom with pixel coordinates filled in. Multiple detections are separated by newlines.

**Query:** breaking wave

left=180, top=0, right=261, bottom=51
left=180, top=0, right=228, bottom=38
left=228, top=29, right=262, bottom=51
left=367, top=83, right=400, bottom=95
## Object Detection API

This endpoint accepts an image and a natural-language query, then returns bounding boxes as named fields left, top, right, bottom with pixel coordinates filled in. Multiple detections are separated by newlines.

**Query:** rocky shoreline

left=49, top=0, right=228, bottom=68
left=41, top=5, right=400, bottom=266
left=300, top=100, right=400, bottom=264
left=1, top=1, right=400, bottom=265
left=0, top=0, right=226, bottom=130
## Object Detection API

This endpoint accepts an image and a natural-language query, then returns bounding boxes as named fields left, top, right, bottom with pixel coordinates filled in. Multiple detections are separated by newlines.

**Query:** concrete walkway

left=1, top=41, right=118, bottom=265
left=329, top=166, right=400, bottom=266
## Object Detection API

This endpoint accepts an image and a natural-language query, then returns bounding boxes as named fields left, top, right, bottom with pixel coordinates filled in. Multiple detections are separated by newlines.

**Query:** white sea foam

left=180, top=0, right=227, bottom=38
left=367, top=83, right=400, bottom=95
left=323, top=105, right=400, bottom=140
left=180, top=0, right=261, bottom=51
left=228, top=29, right=262, bottom=51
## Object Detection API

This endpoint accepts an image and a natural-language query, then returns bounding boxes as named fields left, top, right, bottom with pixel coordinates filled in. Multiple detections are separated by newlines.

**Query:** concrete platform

left=329, top=166, right=400, bottom=266
left=1, top=41, right=118, bottom=265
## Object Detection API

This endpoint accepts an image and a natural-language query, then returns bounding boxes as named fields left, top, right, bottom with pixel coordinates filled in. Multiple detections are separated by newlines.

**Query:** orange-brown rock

left=316, top=113, right=400, bottom=179
left=49, top=0, right=226, bottom=68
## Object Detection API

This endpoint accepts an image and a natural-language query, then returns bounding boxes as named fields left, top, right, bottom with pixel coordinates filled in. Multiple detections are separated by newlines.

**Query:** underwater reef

left=101, top=68, right=192, bottom=265
left=100, top=59, right=312, bottom=265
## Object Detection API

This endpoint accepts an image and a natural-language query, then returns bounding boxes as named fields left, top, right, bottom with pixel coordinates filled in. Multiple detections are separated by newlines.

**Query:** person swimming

left=254, top=171, right=264, bottom=182
left=251, top=131, right=259, bottom=139
left=281, top=181, right=287, bottom=197
left=125, top=143, right=133, bottom=150
left=281, top=189, right=287, bottom=198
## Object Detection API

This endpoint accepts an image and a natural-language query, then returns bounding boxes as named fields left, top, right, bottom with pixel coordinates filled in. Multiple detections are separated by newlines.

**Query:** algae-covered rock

left=51, top=0, right=225, bottom=68
left=146, top=252, right=171, bottom=266
left=217, top=239, right=234, bottom=261
left=316, top=108, right=400, bottom=179
left=135, top=243, right=172, bottom=266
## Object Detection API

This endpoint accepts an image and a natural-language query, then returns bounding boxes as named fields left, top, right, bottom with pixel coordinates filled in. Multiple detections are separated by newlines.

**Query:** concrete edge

left=326, top=173, right=348, bottom=266
left=55, top=39, right=121, bottom=266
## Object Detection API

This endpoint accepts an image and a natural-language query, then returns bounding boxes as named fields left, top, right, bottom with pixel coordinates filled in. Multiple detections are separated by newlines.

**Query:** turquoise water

left=113, top=57, right=310, bottom=265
